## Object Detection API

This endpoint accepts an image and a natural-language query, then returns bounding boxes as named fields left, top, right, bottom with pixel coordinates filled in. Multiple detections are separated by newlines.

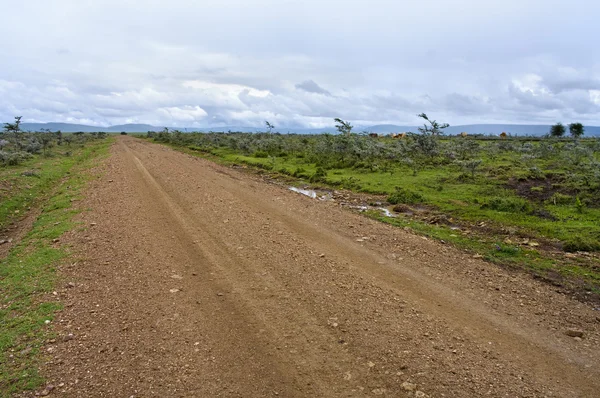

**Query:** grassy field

left=0, top=136, right=112, bottom=396
left=142, top=131, right=600, bottom=299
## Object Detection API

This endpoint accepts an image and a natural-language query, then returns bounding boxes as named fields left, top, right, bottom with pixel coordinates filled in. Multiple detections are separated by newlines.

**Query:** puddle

left=348, top=205, right=396, bottom=218
left=289, top=187, right=317, bottom=199
left=288, top=187, right=333, bottom=201
left=377, top=208, right=396, bottom=218
left=288, top=186, right=396, bottom=217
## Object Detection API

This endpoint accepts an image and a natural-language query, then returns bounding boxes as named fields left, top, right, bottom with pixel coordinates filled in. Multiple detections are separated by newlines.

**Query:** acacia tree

left=569, top=122, right=585, bottom=138
left=550, top=122, right=566, bottom=137
left=3, top=116, right=24, bottom=150
left=265, top=120, right=274, bottom=133
left=417, top=113, right=449, bottom=135
left=334, top=118, right=353, bottom=136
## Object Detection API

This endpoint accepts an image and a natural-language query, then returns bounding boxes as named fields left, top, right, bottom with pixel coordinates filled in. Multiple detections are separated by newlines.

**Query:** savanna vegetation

left=143, top=117, right=600, bottom=298
left=1, top=117, right=111, bottom=396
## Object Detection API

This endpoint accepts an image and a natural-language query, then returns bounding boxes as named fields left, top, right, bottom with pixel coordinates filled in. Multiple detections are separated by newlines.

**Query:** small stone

left=565, top=329, right=584, bottom=338
left=401, top=382, right=417, bottom=391
left=367, top=361, right=375, bottom=368
left=170, top=274, right=183, bottom=279
left=66, top=282, right=76, bottom=288
left=90, top=222, right=97, bottom=226
left=63, top=333, right=74, bottom=342
left=52, top=238, right=59, bottom=243
left=473, top=254, right=483, bottom=259
left=319, top=253, right=325, bottom=258
left=372, top=388, right=385, bottom=395
left=44, top=320, right=51, bottom=324
left=415, top=391, right=428, bottom=398
left=169, top=288, right=180, bottom=293
left=217, top=293, right=224, bottom=296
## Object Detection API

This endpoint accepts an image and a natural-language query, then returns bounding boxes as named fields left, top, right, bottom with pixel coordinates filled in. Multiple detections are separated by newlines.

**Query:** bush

left=0, top=151, right=33, bottom=166
left=563, top=236, right=600, bottom=252
left=547, top=192, right=573, bottom=205
left=309, top=167, right=327, bottom=183
left=387, top=186, right=424, bottom=205
left=253, top=150, right=268, bottom=158
left=482, top=197, right=532, bottom=213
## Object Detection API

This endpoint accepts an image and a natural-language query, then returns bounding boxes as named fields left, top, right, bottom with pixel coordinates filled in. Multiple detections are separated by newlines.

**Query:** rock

left=169, top=288, right=180, bottom=293
left=319, top=253, right=325, bottom=258
left=415, top=391, right=428, bottom=397
left=565, top=329, right=584, bottom=338
left=367, top=361, right=375, bottom=368
left=401, top=382, right=416, bottom=391
left=372, top=388, right=385, bottom=395
left=66, top=282, right=76, bottom=288
left=217, top=293, right=224, bottom=296
left=473, top=254, right=483, bottom=259
left=170, top=274, right=183, bottom=279
left=63, top=333, right=74, bottom=342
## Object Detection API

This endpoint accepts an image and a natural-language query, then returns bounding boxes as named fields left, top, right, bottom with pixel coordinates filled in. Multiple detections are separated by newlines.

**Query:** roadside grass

left=0, top=138, right=112, bottom=397
left=142, top=136, right=600, bottom=299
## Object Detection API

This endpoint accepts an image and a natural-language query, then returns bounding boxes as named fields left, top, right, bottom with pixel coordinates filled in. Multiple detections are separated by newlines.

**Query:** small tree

left=334, top=118, right=353, bottom=136
left=265, top=120, right=274, bottom=133
left=417, top=113, right=449, bottom=136
left=549, top=122, right=566, bottom=137
left=3, top=116, right=22, bottom=134
left=569, top=122, right=585, bottom=138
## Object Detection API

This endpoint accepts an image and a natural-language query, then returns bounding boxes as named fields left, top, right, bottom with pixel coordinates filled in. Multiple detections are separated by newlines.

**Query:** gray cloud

left=295, top=80, right=332, bottom=96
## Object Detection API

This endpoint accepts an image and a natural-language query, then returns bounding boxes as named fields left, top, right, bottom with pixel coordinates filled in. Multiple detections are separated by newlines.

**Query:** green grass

left=0, top=138, right=112, bottom=397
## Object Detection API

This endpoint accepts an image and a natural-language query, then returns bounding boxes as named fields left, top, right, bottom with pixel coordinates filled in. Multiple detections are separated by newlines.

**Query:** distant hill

left=6, top=122, right=600, bottom=136
left=16, top=122, right=162, bottom=133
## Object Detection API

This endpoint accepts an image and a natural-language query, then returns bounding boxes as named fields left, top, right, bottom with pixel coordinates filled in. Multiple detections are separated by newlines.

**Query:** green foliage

left=417, top=113, right=449, bottom=135
left=334, top=118, right=353, bottom=136
left=575, top=197, right=584, bottom=213
left=569, top=122, right=585, bottom=138
left=387, top=186, right=424, bottom=205
left=310, top=166, right=328, bottom=183
left=482, top=197, right=532, bottom=213
left=548, top=192, right=573, bottom=205
left=549, top=122, right=566, bottom=137
left=563, top=236, right=600, bottom=252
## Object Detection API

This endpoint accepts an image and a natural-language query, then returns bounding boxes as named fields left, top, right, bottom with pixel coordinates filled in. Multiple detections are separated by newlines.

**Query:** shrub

left=0, top=151, right=33, bottom=166
left=563, top=236, right=600, bottom=252
left=309, top=167, right=327, bottom=183
left=253, top=150, right=268, bottom=158
left=387, top=186, right=424, bottom=205
left=481, top=197, right=532, bottom=213
left=547, top=192, right=573, bottom=205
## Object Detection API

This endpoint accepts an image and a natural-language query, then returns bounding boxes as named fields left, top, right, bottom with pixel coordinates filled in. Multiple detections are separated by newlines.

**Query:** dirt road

left=41, top=136, right=599, bottom=397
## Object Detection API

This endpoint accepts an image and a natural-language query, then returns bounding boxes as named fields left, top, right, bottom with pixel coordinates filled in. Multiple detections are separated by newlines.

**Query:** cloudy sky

left=1, top=0, right=599, bottom=128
